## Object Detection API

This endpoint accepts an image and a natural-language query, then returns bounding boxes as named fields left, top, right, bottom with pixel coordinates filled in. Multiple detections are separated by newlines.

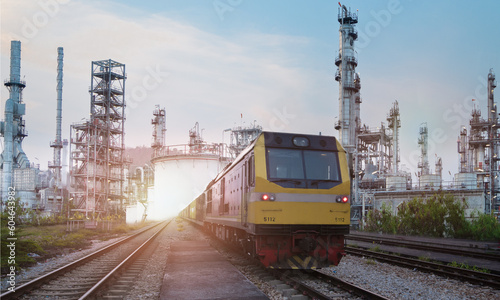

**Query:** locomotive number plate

left=335, top=217, right=345, bottom=222
left=263, top=217, right=276, bottom=222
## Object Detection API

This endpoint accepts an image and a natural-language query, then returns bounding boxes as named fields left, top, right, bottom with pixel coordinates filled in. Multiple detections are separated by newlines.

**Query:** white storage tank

left=386, top=176, right=407, bottom=191
left=454, top=173, right=477, bottom=189
left=149, top=149, right=229, bottom=220
left=420, top=174, right=442, bottom=189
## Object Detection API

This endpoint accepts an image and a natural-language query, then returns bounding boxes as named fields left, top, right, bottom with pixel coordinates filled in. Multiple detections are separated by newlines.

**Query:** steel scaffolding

left=70, top=59, right=127, bottom=218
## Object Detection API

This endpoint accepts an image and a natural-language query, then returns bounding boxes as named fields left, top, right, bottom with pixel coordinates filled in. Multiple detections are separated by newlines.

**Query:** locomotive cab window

left=266, top=148, right=341, bottom=189
left=304, top=151, right=340, bottom=181
left=267, top=149, right=304, bottom=179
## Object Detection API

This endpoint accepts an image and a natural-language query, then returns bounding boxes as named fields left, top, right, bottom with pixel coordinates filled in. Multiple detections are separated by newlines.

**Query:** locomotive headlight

left=336, top=196, right=349, bottom=203
left=261, top=194, right=276, bottom=201
left=293, top=136, right=310, bottom=147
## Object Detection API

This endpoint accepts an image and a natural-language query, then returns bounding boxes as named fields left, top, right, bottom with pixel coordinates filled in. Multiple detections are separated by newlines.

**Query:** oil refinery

left=0, top=4, right=498, bottom=227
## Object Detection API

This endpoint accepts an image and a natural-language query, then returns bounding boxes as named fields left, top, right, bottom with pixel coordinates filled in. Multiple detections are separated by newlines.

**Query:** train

left=180, top=131, right=350, bottom=269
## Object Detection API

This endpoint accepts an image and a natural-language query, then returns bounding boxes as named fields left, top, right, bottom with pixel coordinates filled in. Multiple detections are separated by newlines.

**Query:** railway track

left=346, top=246, right=500, bottom=289
left=1, top=220, right=170, bottom=300
left=346, top=233, right=500, bottom=261
left=192, top=219, right=389, bottom=299
left=268, top=269, right=388, bottom=300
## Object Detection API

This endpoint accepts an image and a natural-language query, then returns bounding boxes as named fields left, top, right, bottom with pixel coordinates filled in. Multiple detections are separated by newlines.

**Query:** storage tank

left=420, top=174, right=442, bottom=189
left=386, top=176, right=406, bottom=191
left=454, top=173, right=477, bottom=189
left=149, top=145, right=230, bottom=220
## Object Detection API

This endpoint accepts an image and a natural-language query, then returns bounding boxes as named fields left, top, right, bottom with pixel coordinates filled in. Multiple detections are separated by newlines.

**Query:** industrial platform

left=160, top=240, right=269, bottom=299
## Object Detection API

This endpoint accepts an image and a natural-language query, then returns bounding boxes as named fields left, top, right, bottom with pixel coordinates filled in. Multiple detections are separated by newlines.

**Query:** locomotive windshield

left=266, top=148, right=341, bottom=188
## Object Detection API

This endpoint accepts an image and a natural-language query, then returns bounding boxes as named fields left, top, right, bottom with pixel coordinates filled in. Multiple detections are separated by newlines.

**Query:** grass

left=365, top=259, right=377, bottom=265
left=418, top=255, right=431, bottom=262
left=369, top=245, right=382, bottom=252
left=447, top=261, right=490, bottom=273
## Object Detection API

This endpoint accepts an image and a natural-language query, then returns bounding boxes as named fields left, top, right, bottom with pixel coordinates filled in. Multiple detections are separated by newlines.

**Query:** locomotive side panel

left=205, top=155, right=247, bottom=229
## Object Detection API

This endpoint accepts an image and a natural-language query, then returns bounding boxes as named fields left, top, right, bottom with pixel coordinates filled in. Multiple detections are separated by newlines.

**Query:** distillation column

left=418, top=123, right=430, bottom=176
left=387, top=101, right=401, bottom=174
left=1, top=41, right=30, bottom=201
left=335, top=4, right=360, bottom=156
left=151, top=105, right=166, bottom=157
left=487, top=69, right=498, bottom=213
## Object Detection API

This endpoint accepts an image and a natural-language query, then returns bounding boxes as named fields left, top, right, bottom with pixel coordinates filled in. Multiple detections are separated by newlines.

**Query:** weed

left=447, top=261, right=491, bottom=273
left=418, top=255, right=430, bottom=262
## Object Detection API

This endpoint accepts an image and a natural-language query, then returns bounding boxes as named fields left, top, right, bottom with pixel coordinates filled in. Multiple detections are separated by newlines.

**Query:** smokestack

left=9, top=41, right=22, bottom=103
left=51, top=47, right=64, bottom=187
left=56, top=47, right=63, bottom=151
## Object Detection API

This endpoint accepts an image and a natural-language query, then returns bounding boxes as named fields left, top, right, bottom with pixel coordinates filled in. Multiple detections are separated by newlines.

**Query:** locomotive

left=180, top=131, right=350, bottom=269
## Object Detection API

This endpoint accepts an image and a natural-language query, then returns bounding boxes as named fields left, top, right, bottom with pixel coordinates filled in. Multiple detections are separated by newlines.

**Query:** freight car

left=180, top=131, right=350, bottom=269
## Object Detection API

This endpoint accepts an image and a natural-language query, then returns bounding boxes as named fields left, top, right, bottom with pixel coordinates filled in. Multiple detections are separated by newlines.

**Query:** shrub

left=363, top=192, right=499, bottom=241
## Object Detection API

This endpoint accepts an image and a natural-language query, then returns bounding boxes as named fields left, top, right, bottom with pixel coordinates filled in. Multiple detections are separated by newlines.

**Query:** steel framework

left=151, top=105, right=166, bottom=157
left=70, top=59, right=127, bottom=217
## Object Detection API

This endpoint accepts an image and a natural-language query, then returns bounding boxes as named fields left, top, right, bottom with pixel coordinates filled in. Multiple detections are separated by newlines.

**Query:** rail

left=346, top=247, right=500, bottom=289
left=0, top=221, right=167, bottom=299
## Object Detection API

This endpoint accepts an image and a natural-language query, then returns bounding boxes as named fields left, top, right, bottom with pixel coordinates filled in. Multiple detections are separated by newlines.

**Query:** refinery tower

left=1, top=41, right=38, bottom=206
left=335, top=4, right=361, bottom=158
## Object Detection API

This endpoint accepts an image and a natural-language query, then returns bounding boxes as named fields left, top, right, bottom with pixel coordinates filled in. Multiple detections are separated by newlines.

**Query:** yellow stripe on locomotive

left=248, top=201, right=349, bottom=225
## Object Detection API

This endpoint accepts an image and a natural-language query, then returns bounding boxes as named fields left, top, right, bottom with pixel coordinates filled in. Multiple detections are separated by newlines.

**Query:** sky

left=1, top=0, right=499, bottom=183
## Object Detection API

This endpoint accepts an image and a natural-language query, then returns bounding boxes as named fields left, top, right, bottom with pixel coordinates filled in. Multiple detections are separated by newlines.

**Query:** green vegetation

left=447, top=261, right=490, bottom=273
left=418, top=255, right=431, bottom=262
left=364, top=192, right=500, bottom=241
left=365, top=258, right=377, bottom=265
left=1, top=198, right=45, bottom=270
